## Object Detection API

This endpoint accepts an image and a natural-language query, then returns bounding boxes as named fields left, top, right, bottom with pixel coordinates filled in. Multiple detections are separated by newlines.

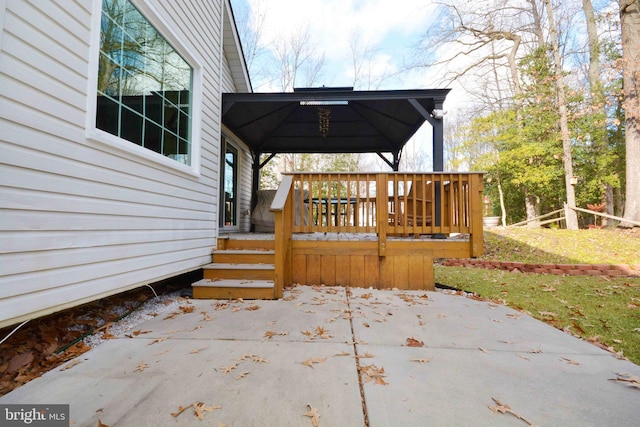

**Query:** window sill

left=86, top=128, right=200, bottom=178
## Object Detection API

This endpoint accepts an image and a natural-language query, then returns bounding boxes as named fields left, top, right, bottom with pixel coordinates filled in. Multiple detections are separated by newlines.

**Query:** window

left=220, top=138, right=238, bottom=227
left=96, top=0, right=193, bottom=165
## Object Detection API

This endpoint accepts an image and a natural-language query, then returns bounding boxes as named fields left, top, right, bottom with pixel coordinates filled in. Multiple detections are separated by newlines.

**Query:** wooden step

left=203, top=263, right=275, bottom=280
left=212, top=249, right=275, bottom=264
left=192, top=279, right=274, bottom=299
left=218, top=238, right=275, bottom=251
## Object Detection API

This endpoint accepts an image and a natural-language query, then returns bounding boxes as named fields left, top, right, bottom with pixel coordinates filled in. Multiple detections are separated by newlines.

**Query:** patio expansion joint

left=346, top=287, right=370, bottom=427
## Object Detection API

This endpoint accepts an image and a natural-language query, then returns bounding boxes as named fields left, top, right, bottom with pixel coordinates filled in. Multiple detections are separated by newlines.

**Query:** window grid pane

left=96, top=0, right=193, bottom=166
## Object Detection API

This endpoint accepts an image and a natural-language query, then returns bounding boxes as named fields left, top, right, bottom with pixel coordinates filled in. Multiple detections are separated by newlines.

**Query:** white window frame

left=85, top=0, right=203, bottom=176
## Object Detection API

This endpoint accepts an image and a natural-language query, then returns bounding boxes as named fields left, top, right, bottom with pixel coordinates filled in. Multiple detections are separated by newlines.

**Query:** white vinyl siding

left=0, top=0, right=239, bottom=327
left=220, top=25, right=252, bottom=232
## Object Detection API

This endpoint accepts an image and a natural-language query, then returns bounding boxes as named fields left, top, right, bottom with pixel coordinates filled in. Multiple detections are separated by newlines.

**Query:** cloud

left=248, top=0, right=434, bottom=55
left=239, top=0, right=437, bottom=88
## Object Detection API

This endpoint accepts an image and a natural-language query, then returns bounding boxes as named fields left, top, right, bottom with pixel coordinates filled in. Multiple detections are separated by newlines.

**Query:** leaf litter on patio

left=488, top=397, right=538, bottom=426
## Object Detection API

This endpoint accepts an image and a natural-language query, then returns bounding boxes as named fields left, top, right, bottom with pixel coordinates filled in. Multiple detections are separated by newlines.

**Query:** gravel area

left=82, top=290, right=186, bottom=348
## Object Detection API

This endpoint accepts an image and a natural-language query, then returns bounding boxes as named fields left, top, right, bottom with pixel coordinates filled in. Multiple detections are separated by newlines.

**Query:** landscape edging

left=441, top=259, right=640, bottom=277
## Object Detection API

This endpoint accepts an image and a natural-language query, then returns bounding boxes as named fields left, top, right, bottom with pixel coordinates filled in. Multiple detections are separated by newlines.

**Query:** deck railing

left=281, top=172, right=483, bottom=234
left=272, top=172, right=484, bottom=296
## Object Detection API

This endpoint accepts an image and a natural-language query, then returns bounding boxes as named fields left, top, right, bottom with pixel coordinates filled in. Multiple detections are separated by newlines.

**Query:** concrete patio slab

left=2, top=285, right=639, bottom=427
left=359, top=344, right=639, bottom=427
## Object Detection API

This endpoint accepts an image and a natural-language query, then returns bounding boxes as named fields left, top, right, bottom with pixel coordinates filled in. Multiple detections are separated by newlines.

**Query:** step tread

left=212, top=249, right=275, bottom=255
left=192, top=278, right=274, bottom=289
left=203, top=263, right=275, bottom=270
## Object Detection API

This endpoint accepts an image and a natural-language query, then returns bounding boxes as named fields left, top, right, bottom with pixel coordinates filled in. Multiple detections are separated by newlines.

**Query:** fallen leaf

left=478, top=347, right=490, bottom=354
left=235, top=371, right=250, bottom=380
left=538, top=311, right=558, bottom=319
left=410, top=358, right=430, bottom=363
left=561, top=357, right=580, bottom=365
left=406, top=337, right=424, bottom=347
left=180, top=305, right=195, bottom=314
left=8, top=352, right=34, bottom=373
left=171, top=403, right=194, bottom=418
left=60, top=359, right=82, bottom=371
left=133, top=361, right=149, bottom=373
left=147, top=338, right=166, bottom=346
left=334, top=351, right=350, bottom=357
left=246, top=305, right=261, bottom=311
left=304, top=404, right=321, bottom=427
left=315, top=326, right=332, bottom=339
left=488, top=397, right=536, bottom=426
left=516, top=354, right=530, bottom=361
left=221, top=363, right=238, bottom=374
left=194, top=402, right=221, bottom=420
left=132, top=330, right=151, bottom=336
left=264, top=330, right=288, bottom=339
left=98, top=420, right=110, bottom=427
left=250, top=355, right=269, bottom=363
left=610, top=373, right=640, bottom=389
left=359, top=364, right=387, bottom=385
left=301, top=357, right=327, bottom=368
left=356, top=352, right=374, bottom=359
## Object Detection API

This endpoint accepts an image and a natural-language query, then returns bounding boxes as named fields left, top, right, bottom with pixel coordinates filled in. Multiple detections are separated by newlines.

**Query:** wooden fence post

left=376, top=174, right=388, bottom=257
left=470, top=173, right=484, bottom=257
left=272, top=176, right=293, bottom=299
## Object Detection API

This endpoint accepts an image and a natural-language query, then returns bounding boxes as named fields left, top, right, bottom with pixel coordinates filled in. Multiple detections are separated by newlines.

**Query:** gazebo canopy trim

left=221, top=87, right=450, bottom=156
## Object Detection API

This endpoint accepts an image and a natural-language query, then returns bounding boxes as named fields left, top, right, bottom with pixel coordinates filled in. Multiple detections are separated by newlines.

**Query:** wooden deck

left=193, top=172, right=484, bottom=299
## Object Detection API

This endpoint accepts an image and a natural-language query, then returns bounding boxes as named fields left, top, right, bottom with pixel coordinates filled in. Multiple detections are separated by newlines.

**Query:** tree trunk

left=583, top=0, right=614, bottom=225
left=603, top=184, right=614, bottom=227
left=528, top=0, right=546, bottom=48
left=620, top=0, right=640, bottom=226
left=525, top=194, right=540, bottom=228
left=498, top=179, right=507, bottom=226
left=545, top=0, right=579, bottom=230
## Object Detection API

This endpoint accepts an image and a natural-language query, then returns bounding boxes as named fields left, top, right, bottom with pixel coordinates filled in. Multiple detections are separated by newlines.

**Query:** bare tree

left=233, top=0, right=268, bottom=78
left=582, top=0, right=615, bottom=224
left=544, top=0, right=579, bottom=229
left=272, top=25, right=325, bottom=91
left=620, top=0, right=640, bottom=226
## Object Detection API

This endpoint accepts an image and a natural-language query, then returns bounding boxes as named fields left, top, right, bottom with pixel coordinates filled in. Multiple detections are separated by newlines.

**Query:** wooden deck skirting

left=271, top=172, right=484, bottom=296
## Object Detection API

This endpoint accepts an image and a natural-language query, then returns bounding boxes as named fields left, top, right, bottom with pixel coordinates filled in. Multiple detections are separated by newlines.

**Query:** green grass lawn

left=436, top=228, right=640, bottom=365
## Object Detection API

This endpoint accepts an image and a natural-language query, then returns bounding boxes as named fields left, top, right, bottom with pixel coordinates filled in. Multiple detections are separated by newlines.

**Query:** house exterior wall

left=0, top=0, right=249, bottom=327
left=220, top=51, right=253, bottom=232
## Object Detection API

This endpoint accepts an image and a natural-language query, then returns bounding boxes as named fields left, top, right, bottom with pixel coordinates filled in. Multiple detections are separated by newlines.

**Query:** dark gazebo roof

left=221, top=87, right=450, bottom=159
